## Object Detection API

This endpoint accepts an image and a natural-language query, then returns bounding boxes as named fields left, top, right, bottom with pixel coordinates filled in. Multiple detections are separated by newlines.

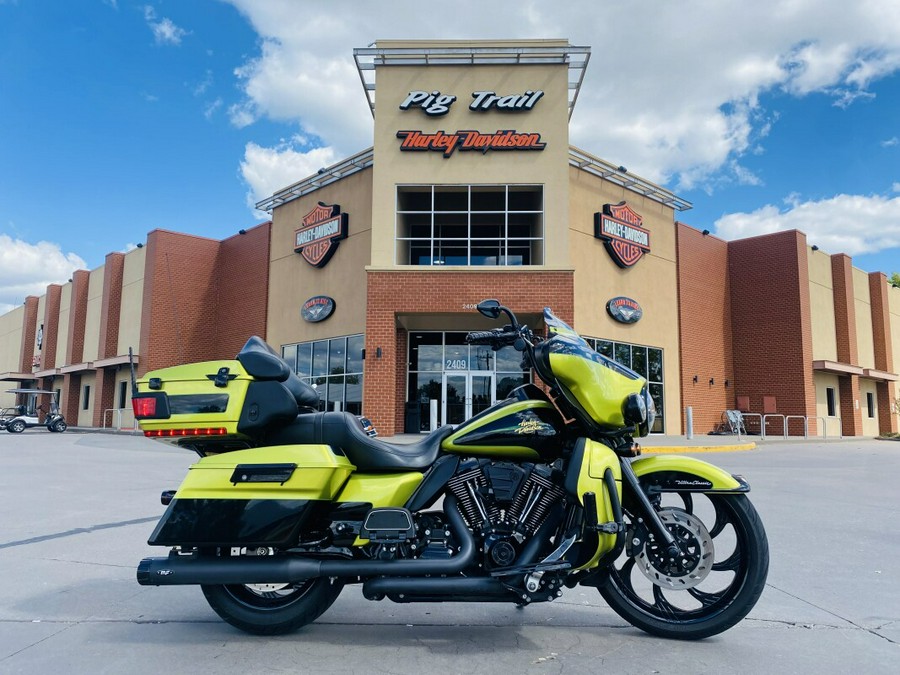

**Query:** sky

left=1, top=0, right=899, bottom=315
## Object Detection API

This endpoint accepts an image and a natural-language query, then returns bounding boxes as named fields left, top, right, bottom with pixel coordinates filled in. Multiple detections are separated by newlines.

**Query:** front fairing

left=540, top=308, right=646, bottom=429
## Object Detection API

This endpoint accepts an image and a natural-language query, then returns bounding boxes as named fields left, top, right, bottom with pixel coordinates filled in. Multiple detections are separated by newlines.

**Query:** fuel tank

left=441, top=384, right=565, bottom=461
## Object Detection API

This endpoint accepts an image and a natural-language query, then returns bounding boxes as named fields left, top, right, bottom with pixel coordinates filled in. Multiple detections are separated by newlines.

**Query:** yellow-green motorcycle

left=133, top=300, right=768, bottom=639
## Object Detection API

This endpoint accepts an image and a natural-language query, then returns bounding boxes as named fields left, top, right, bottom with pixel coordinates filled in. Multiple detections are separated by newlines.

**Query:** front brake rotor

left=635, top=508, right=713, bottom=590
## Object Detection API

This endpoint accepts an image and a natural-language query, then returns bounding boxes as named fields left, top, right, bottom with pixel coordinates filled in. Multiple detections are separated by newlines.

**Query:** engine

left=447, top=459, right=565, bottom=569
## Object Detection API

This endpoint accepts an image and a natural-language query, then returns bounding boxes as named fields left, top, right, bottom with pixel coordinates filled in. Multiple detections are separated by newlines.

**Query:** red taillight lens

left=144, top=427, right=229, bottom=437
left=133, top=396, right=157, bottom=418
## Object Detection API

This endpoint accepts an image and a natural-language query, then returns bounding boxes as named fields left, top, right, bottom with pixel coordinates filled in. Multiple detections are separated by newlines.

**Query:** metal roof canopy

left=353, top=43, right=591, bottom=121
left=255, top=147, right=375, bottom=213
left=569, top=147, right=693, bottom=212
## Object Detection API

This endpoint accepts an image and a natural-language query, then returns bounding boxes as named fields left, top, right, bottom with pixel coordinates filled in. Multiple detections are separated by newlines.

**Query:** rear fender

left=630, top=455, right=750, bottom=493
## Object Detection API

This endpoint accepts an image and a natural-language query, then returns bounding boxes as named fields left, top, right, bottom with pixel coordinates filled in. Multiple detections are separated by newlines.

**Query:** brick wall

left=66, top=270, right=90, bottom=366
left=830, top=254, right=862, bottom=435
left=675, top=224, right=735, bottom=434
left=869, top=272, right=898, bottom=435
left=364, top=270, right=574, bottom=435
left=18, top=296, right=39, bottom=372
left=728, top=231, right=817, bottom=434
left=215, top=222, right=271, bottom=357
left=97, top=252, right=125, bottom=360
left=39, top=285, right=62, bottom=371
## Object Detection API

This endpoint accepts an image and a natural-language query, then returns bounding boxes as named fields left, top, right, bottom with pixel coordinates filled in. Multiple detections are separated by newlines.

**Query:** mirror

left=476, top=299, right=502, bottom=319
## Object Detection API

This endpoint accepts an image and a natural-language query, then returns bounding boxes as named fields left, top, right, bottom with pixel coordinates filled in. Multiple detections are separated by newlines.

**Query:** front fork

left=618, top=458, right=681, bottom=557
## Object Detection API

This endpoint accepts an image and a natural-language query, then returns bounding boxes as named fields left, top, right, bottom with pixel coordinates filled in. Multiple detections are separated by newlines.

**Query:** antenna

left=128, top=347, right=138, bottom=396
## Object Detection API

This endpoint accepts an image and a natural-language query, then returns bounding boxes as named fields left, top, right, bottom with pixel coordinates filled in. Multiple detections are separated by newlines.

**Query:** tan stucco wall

left=859, top=378, right=879, bottom=436
left=267, top=168, right=373, bottom=350
left=853, top=267, right=874, bottom=369
left=118, top=247, right=146, bottom=357
left=371, top=40, right=571, bottom=268
left=814, top=371, right=841, bottom=436
left=55, top=283, right=72, bottom=367
left=77, top=372, right=96, bottom=427
left=0, top=305, right=25, bottom=408
left=808, top=248, right=837, bottom=362
left=82, top=265, right=105, bottom=363
left=568, top=166, right=681, bottom=433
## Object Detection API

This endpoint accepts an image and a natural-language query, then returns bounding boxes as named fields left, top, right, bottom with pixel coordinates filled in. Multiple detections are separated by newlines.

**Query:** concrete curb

left=641, top=442, right=757, bottom=454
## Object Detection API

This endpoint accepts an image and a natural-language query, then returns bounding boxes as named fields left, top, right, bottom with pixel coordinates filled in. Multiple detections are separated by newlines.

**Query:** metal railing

left=102, top=408, right=136, bottom=431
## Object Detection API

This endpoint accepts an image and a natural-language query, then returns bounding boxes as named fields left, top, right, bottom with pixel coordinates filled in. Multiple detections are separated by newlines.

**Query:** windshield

left=542, top=308, right=640, bottom=381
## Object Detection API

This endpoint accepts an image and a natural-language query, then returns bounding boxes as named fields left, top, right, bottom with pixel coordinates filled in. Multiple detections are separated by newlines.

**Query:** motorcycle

left=132, top=300, right=768, bottom=639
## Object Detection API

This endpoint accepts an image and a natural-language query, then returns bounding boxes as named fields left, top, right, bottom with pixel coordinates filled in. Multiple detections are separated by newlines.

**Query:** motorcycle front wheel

left=598, top=492, right=768, bottom=640
left=202, top=576, right=343, bottom=635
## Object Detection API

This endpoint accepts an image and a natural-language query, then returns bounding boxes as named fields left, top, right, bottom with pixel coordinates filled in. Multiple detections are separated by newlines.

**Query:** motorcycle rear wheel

left=202, top=577, right=343, bottom=635
left=598, top=492, right=768, bottom=640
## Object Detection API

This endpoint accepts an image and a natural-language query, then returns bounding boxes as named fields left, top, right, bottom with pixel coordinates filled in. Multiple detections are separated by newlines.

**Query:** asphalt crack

left=0, top=516, right=159, bottom=550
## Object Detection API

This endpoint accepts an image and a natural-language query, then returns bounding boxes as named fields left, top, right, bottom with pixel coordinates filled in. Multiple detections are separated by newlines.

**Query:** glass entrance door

left=442, top=371, right=495, bottom=425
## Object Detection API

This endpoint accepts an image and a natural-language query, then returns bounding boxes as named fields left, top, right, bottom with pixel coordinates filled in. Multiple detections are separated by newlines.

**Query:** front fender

left=630, top=454, right=750, bottom=493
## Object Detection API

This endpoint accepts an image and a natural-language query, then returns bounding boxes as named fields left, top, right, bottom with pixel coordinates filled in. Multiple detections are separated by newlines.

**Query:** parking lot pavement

left=1, top=431, right=898, bottom=673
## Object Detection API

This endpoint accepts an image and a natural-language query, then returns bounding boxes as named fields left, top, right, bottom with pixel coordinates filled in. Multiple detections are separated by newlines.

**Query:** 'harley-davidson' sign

left=294, top=202, right=348, bottom=268
left=397, top=129, right=546, bottom=158
left=607, top=297, right=643, bottom=324
left=594, top=202, right=651, bottom=268
left=301, top=296, right=336, bottom=323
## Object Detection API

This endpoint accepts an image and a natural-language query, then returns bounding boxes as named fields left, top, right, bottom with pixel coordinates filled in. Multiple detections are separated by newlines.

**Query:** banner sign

left=594, top=202, right=651, bottom=268
left=294, top=202, right=348, bottom=268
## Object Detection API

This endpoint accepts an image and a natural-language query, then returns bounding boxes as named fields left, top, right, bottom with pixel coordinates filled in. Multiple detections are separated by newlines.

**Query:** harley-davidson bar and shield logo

left=294, top=202, right=348, bottom=268
left=607, top=297, right=643, bottom=324
left=594, top=202, right=651, bottom=268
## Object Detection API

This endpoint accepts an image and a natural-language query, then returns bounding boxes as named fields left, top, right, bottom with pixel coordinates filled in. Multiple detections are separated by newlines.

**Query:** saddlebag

left=148, top=445, right=354, bottom=548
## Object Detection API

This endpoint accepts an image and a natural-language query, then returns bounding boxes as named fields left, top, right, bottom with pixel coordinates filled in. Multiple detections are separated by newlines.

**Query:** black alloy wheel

left=598, top=492, right=768, bottom=640
left=7, top=419, right=25, bottom=433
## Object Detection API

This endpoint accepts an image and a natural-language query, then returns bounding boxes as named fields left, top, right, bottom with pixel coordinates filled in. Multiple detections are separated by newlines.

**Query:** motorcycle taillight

left=132, top=393, right=170, bottom=419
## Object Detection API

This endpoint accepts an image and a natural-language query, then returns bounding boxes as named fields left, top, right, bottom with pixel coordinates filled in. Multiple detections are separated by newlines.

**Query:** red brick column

left=93, top=252, right=125, bottom=427
left=831, top=254, right=862, bottom=435
left=676, top=224, right=734, bottom=433
left=61, top=373, right=82, bottom=422
left=868, top=272, right=898, bottom=435
left=39, top=285, right=63, bottom=371
left=93, top=369, right=118, bottom=428
left=364, top=270, right=574, bottom=436
left=66, top=270, right=90, bottom=366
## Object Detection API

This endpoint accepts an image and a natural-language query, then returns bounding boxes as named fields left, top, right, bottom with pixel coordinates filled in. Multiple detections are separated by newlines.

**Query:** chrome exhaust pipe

left=137, top=496, right=474, bottom=586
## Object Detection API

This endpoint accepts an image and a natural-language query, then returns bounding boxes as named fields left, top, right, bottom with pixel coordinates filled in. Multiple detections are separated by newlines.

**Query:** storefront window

left=283, top=334, right=365, bottom=415
left=586, top=337, right=665, bottom=434
left=396, top=185, right=543, bottom=266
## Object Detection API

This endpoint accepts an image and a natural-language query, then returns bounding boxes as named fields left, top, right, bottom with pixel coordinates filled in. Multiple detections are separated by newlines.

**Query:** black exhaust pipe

left=362, top=576, right=518, bottom=602
left=137, top=496, right=474, bottom=586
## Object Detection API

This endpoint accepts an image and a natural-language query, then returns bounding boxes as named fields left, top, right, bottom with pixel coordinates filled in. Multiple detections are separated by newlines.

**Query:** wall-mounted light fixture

left=693, top=375, right=698, bottom=383
left=376, top=347, right=382, bottom=359
left=709, top=378, right=715, bottom=386
left=725, top=379, right=730, bottom=387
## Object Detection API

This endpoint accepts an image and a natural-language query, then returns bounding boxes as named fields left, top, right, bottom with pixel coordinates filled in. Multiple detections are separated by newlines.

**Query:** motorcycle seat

left=267, top=411, right=454, bottom=472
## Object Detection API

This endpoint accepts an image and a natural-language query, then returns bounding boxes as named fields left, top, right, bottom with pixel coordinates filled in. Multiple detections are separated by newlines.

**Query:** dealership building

left=1, top=40, right=898, bottom=438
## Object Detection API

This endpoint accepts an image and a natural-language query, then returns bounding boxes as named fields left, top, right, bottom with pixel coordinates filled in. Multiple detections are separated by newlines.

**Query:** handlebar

left=465, top=329, right=519, bottom=346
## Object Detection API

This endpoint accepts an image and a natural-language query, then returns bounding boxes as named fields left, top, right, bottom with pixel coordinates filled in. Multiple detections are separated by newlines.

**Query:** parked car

left=3, top=389, right=67, bottom=433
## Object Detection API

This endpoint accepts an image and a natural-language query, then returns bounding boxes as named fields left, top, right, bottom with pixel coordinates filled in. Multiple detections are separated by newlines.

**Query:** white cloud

left=714, top=192, right=900, bottom=256
left=239, top=139, right=338, bottom=211
left=204, top=98, right=223, bottom=120
left=0, top=235, right=87, bottom=311
left=223, top=0, right=900, bottom=193
left=144, top=5, right=188, bottom=46
left=883, top=137, right=899, bottom=147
